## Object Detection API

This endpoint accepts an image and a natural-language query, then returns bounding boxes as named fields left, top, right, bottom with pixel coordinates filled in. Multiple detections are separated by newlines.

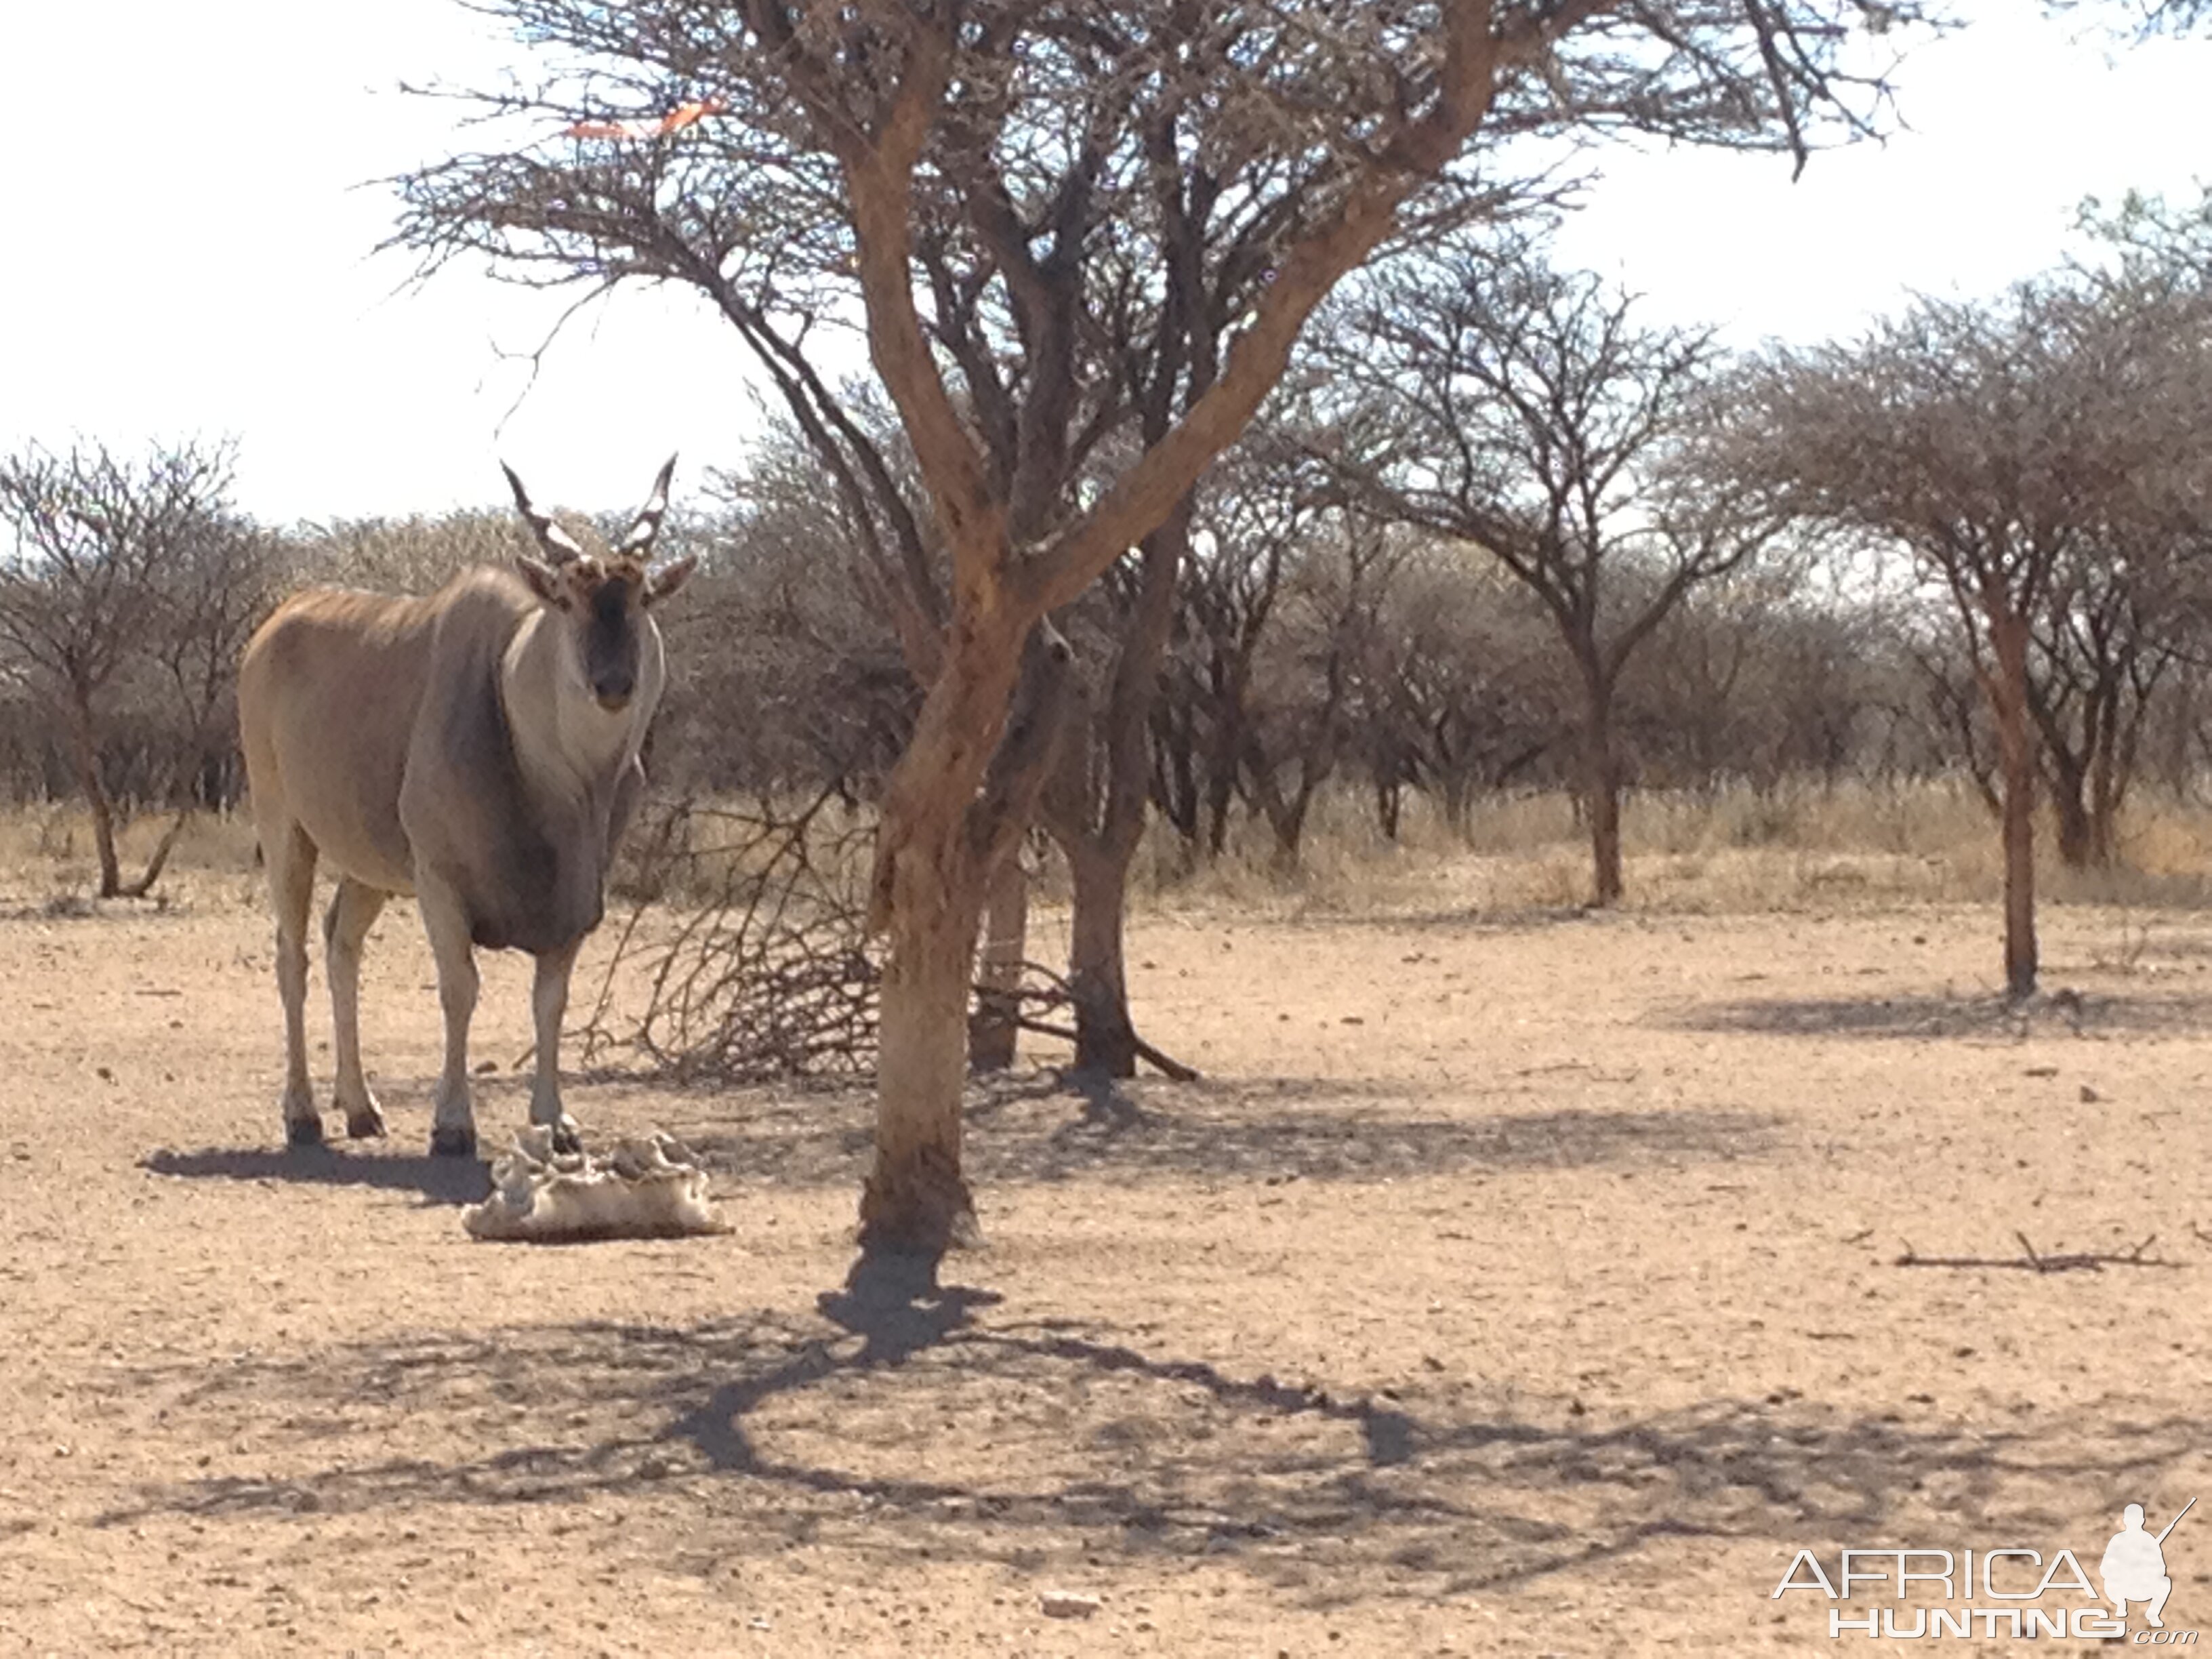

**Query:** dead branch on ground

left=578, top=796, right=1200, bottom=1084
left=1894, top=1231, right=2176, bottom=1273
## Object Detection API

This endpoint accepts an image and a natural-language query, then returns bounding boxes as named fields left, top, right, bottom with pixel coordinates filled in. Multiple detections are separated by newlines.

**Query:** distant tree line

left=5, top=196, right=2209, bottom=1019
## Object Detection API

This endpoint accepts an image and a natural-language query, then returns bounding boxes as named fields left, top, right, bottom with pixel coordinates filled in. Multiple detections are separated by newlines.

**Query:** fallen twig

left=1894, top=1232, right=2175, bottom=1273
left=1014, top=1015, right=1202, bottom=1082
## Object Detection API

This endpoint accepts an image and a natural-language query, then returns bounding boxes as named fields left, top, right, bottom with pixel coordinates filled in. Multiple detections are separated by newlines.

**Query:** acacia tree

left=1324, top=239, right=1779, bottom=903
left=1726, top=276, right=2212, bottom=996
left=1235, top=504, right=1405, bottom=869
left=2029, top=548, right=2185, bottom=867
left=2028, top=183, right=2212, bottom=868
left=396, top=0, right=1936, bottom=1255
left=0, top=440, right=258, bottom=898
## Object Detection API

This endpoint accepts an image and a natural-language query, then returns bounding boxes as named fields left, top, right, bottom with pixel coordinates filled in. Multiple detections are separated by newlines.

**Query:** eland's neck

left=500, top=609, right=657, bottom=813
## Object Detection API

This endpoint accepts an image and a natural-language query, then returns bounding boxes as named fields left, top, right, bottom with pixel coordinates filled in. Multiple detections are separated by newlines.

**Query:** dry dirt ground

left=3, top=882, right=2211, bottom=1656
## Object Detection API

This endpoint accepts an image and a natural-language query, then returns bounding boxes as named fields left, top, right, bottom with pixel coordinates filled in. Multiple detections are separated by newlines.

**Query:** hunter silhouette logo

left=2104, top=1500, right=2194, bottom=1631
left=1772, top=1498, right=2199, bottom=1642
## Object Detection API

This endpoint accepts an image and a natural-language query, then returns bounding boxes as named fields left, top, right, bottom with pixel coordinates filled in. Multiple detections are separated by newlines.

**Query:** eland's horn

left=501, top=462, right=588, bottom=564
left=616, top=454, right=678, bottom=558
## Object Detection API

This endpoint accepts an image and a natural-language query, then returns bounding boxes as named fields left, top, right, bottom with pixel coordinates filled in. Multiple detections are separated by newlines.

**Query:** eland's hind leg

left=529, top=940, right=582, bottom=1155
left=416, top=874, right=480, bottom=1159
left=325, top=877, right=390, bottom=1139
left=262, top=822, right=321, bottom=1146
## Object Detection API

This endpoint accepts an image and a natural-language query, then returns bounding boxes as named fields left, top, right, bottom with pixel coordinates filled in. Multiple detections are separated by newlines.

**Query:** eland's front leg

left=417, top=877, right=481, bottom=1158
left=530, top=940, right=582, bottom=1155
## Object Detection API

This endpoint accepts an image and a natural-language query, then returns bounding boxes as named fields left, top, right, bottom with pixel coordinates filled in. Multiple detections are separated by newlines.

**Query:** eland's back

left=239, top=585, right=445, bottom=895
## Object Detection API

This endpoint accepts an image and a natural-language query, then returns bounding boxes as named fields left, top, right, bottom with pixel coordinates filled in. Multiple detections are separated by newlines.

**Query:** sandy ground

left=3, top=882, right=2210, bottom=1656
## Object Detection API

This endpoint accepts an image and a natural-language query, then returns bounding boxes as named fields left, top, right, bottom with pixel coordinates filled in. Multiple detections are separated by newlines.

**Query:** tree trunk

left=863, top=619, right=1069, bottom=1255
left=968, top=851, right=1028, bottom=1072
left=2087, top=681, right=2121, bottom=869
left=1050, top=515, right=1183, bottom=1075
left=66, top=689, right=122, bottom=899
left=118, top=811, right=191, bottom=901
left=866, top=864, right=988, bottom=1253
left=1241, top=747, right=1307, bottom=874
left=1987, top=612, right=2039, bottom=1000
left=1149, top=701, right=1200, bottom=851
left=1376, top=773, right=1404, bottom=841
left=1203, top=703, right=1239, bottom=861
left=1442, top=771, right=1473, bottom=838
left=1579, top=668, right=1623, bottom=906
left=2049, top=757, right=2093, bottom=870
left=1067, top=838, right=1139, bottom=1076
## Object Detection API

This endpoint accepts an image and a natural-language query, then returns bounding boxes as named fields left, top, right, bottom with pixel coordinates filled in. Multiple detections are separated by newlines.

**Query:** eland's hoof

left=343, top=1103, right=388, bottom=1140
left=285, top=1113, right=325, bottom=1149
left=429, top=1125, right=478, bottom=1159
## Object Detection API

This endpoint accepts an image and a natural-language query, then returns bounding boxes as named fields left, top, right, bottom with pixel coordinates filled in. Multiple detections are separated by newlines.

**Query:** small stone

left=2079, top=1084, right=2101, bottom=1103
left=1040, top=1591, right=1102, bottom=1619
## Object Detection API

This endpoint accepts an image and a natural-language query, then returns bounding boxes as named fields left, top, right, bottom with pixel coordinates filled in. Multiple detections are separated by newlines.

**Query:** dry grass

left=1126, top=779, right=2212, bottom=920
left=10, top=778, right=2212, bottom=927
left=0, top=803, right=262, bottom=914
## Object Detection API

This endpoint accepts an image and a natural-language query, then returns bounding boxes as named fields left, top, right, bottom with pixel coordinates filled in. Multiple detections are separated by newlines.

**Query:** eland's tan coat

left=237, top=460, right=693, bottom=1155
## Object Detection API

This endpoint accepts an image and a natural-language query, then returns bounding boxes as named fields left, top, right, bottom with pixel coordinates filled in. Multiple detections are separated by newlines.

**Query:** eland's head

left=501, top=455, right=695, bottom=714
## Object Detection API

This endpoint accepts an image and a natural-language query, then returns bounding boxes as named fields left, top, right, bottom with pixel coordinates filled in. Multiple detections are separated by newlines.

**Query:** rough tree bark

left=865, top=621, right=1072, bottom=1250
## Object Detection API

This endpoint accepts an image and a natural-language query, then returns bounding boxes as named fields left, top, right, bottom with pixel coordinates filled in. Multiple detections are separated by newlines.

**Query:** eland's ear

left=516, top=554, right=567, bottom=605
left=644, top=554, right=697, bottom=608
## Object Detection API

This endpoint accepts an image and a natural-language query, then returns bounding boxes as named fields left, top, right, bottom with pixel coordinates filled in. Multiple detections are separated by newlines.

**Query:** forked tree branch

left=1017, top=0, right=1528, bottom=619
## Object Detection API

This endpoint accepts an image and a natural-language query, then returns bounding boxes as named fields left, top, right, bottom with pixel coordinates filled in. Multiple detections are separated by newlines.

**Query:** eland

left=237, top=459, right=694, bottom=1156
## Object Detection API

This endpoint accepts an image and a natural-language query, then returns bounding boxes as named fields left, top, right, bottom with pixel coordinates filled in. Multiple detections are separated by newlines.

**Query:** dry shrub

left=579, top=793, right=884, bottom=1081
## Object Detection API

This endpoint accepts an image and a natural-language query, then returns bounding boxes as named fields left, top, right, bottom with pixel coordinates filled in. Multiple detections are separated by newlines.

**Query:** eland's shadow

left=141, top=1144, right=492, bottom=1205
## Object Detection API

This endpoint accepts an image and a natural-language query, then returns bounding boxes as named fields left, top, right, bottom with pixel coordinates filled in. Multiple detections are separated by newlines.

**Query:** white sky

left=1, top=2, right=2205, bottom=528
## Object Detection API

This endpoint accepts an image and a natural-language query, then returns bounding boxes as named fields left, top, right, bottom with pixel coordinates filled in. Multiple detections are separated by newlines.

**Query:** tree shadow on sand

left=91, top=1250, right=2202, bottom=1607
left=649, top=1073, right=1778, bottom=1191
left=140, top=1144, right=493, bottom=1206
left=1662, top=987, right=2212, bottom=1042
